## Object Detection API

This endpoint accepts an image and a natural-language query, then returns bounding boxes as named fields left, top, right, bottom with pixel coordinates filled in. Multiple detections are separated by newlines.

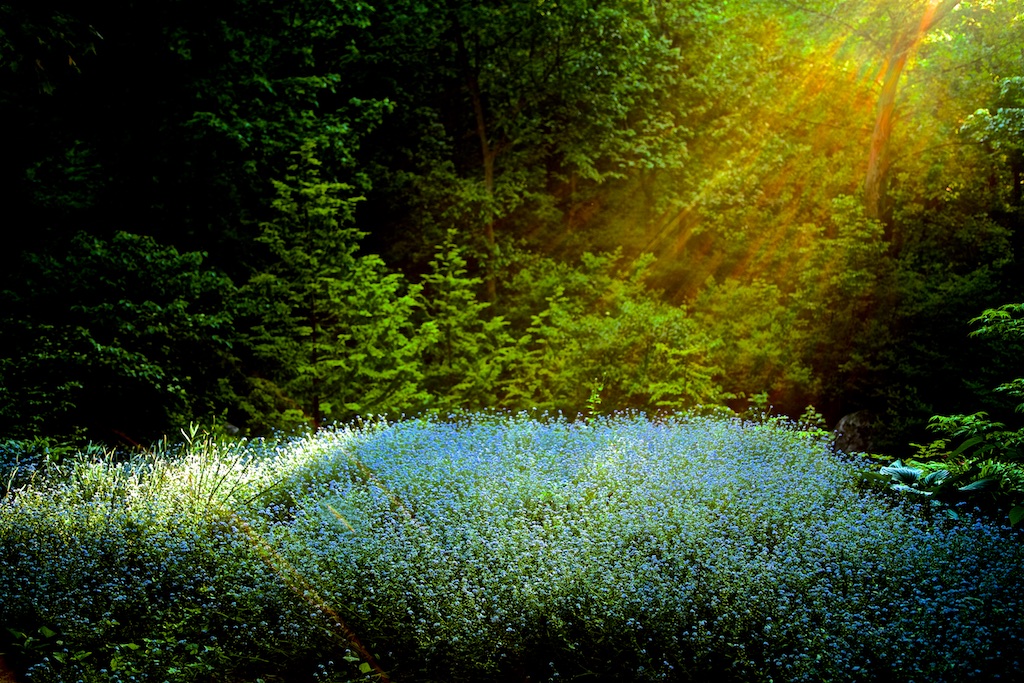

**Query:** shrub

left=873, top=303, right=1024, bottom=527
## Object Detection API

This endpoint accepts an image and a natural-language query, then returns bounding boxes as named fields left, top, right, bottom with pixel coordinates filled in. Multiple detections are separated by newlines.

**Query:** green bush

left=0, top=232, right=237, bottom=443
left=873, top=304, right=1024, bottom=526
left=501, top=252, right=724, bottom=413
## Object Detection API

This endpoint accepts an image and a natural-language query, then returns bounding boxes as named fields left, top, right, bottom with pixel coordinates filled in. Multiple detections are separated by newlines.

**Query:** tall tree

left=761, top=0, right=963, bottom=227
left=239, top=143, right=427, bottom=432
left=418, top=231, right=511, bottom=410
left=862, top=0, right=960, bottom=225
left=357, top=0, right=684, bottom=294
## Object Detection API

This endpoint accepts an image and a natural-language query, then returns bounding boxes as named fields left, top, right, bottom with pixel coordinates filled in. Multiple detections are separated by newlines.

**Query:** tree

left=1, top=1, right=407, bottom=436
left=964, top=75, right=1024, bottom=224
left=357, top=0, right=685, bottom=295
left=418, top=231, right=512, bottom=411
left=630, top=0, right=874, bottom=300
left=238, top=143, right=427, bottom=432
left=766, top=0, right=1024, bottom=232
left=501, top=252, right=723, bottom=412
left=862, top=0, right=961, bottom=225
left=0, top=232, right=237, bottom=443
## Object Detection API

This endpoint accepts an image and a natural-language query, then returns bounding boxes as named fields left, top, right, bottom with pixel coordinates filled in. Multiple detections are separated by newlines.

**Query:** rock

left=833, top=410, right=875, bottom=454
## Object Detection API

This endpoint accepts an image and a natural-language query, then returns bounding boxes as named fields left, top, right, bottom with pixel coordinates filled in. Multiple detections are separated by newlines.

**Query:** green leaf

left=923, top=470, right=950, bottom=487
left=359, top=662, right=372, bottom=674
left=860, top=472, right=893, bottom=485
left=1009, top=505, right=1024, bottom=526
left=951, top=436, right=990, bottom=458
left=879, top=465, right=921, bottom=484
left=958, top=478, right=998, bottom=492
left=892, top=483, right=931, bottom=495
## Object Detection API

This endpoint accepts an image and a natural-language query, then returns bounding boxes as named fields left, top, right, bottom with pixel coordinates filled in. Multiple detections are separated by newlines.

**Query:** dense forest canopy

left=1, top=0, right=1022, bottom=452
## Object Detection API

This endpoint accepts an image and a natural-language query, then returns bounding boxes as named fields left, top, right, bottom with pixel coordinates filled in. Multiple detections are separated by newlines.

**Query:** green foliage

left=502, top=251, right=723, bottom=413
left=971, top=303, right=1024, bottom=353
left=0, top=0, right=1022, bottom=452
left=865, top=225, right=1013, bottom=452
left=238, top=142, right=427, bottom=431
left=0, top=232, right=237, bottom=443
left=873, top=303, right=1024, bottom=525
left=794, top=197, right=897, bottom=408
left=691, top=197, right=895, bottom=415
left=963, top=76, right=1024, bottom=158
left=867, top=447, right=1024, bottom=527
left=866, top=457, right=1000, bottom=521
left=694, top=278, right=813, bottom=414
left=359, top=0, right=687, bottom=263
left=168, top=0, right=391, bottom=249
left=418, top=231, right=511, bottom=411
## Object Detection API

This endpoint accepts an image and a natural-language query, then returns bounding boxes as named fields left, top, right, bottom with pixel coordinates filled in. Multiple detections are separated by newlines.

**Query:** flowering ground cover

left=1, top=413, right=1023, bottom=682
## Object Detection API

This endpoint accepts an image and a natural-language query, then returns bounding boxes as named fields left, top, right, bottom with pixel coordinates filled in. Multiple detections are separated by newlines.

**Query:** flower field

left=2, top=413, right=1022, bottom=682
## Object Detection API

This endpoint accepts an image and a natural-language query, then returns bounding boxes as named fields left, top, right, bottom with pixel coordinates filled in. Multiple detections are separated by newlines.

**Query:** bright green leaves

left=501, top=251, right=723, bottom=413
left=418, top=231, right=511, bottom=411
left=796, top=196, right=888, bottom=304
left=694, top=278, right=811, bottom=413
left=972, top=76, right=1024, bottom=152
left=238, top=142, right=426, bottom=431
left=867, top=451, right=1018, bottom=525
left=257, top=141, right=365, bottom=276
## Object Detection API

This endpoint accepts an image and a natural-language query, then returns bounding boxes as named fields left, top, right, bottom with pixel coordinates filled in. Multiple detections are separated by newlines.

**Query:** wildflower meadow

left=2, top=413, right=1022, bottom=682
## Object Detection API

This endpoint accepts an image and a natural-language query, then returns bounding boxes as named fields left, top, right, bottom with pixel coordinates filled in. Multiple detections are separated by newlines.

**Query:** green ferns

left=871, top=303, right=1024, bottom=526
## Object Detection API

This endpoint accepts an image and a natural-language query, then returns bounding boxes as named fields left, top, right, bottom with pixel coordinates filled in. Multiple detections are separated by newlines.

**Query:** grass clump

left=1, top=413, right=1022, bottom=682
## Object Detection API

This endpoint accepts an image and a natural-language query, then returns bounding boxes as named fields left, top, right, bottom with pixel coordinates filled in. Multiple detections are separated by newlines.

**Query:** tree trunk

left=864, top=0, right=960, bottom=236
left=452, top=8, right=499, bottom=301
left=309, top=291, right=322, bottom=431
left=480, top=138, right=498, bottom=301
left=1011, top=152, right=1023, bottom=210
left=864, top=47, right=909, bottom=229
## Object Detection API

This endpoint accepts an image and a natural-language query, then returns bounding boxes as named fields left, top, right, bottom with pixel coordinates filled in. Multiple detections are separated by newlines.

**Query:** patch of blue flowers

left=2, top=413, right=1023, bottom=682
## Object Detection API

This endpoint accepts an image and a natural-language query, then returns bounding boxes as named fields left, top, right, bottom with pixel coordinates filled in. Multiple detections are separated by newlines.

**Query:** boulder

left=833, top=409, right=875, bottom=454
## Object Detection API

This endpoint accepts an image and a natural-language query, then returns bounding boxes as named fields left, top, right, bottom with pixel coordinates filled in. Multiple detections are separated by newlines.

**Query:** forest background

left=1, top=0, right=1023, bottom=456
